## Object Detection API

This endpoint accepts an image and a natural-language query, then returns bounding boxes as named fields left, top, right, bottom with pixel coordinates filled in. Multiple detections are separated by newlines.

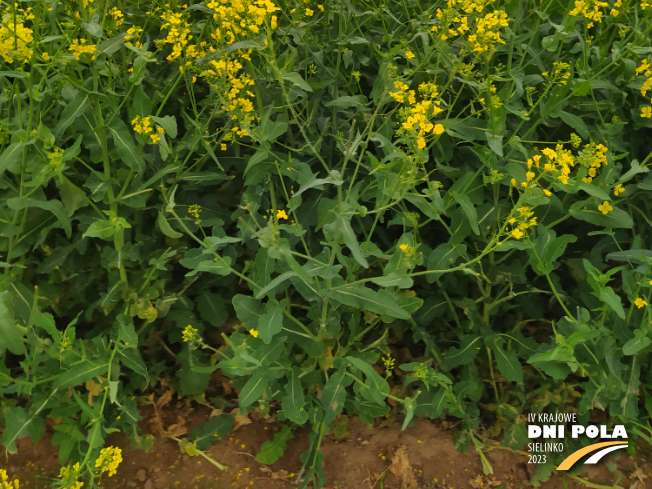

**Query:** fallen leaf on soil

left=389, top=446, right=418, bottom=489
left=233, top=411, right=252, bottom=430
left=469, top=474, right=504, bottom=488
left=259, top=467, right=290, bottom=480
left=162, top=415, right=188, bottom=438
left=631, top=466, right=648, bottom=482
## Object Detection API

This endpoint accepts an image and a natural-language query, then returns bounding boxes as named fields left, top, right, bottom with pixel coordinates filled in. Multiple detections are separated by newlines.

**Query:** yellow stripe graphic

left=556, top=441, right=628, bottom=471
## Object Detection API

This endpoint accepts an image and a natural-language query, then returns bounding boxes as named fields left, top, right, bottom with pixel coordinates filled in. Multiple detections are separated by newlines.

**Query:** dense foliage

left=1, top=0, right=652, bottom=486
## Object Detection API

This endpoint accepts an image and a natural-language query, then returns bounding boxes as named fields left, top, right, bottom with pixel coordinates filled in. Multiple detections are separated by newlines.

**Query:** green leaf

left=157, top=212, right=183, bottom=238
left=369, top=273, right=413, bottom=289
left=54, top=91, right=90, bottom=140
left=485, top=334, right=523, bottom=383
left=189, top=415, right=234, bottom=450
left=238, top=370, right=270, bottom=409
left=441, top=335, right=482, bottom=370
left=118, top=349, right=150, bottom=385
left=98, top=34, right=126, bottom=55
left=233, top=295, right=265, bottom=329
left=255, top=271, right=297, bottom=299
left=321, top=286, right=410, bottom=320
left=2, top=406, right=39, bottom=453
left=117, top=314, right=138, bottom=347
left=622, top=330, right=652, bottom=356
left=0, top=291, right=26, bottom=355
left=256, top=425, right=293, bottom=464
left=283, top=71, right=313, bottom=92
left=151, top=115, right=178, bottom=138
left=321, top=366, right=353, bottom=425
left=82, top=216, right=131, bottom=240
left=0, top=141, right=31, bottom=177
left=347, top=356, right=390, bottom=404
left=426, top=243, right=467, bottom=283
left=281, top=368, right=308, bottom=425
left=131, top=85, right=153, bottom=119
left=598, top=287, right=625, bottom=319
left=7, top=197, right=72, bottom=238
left=560, top=111, right=590, bottom=139
left=107, top=118, right=146, bottom=174
left=569, top=201, right=633, bottom=229
left=451, top=192, right=479, bottom=235
left=324, top=95, right=369, bottom=111
left=53, top=361, right=108, bottom=389
left=258, top=300, right=285, bottom=344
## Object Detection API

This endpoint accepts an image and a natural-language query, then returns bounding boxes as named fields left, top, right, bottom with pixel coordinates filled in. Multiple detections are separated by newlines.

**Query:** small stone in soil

left=136, top=469, right=147, bottom=482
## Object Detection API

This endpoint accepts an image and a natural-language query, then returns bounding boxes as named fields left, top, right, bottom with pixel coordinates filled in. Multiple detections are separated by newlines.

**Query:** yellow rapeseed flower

left=182, top=325, right=199, bottom=343
left=276, top=209, right=289, bottom=219
left=634, top=298, right=647, bottom=308
left=94, top=446, right=123, bottom=477
left=405, top=50, right=415, bottom=59
left=613, top=184, right=625, bottom=196
left=249, top=329, right=259, bottom=337
left=511, top=228, right=524, bottom=239
left=641, top=107, right=652, bottom=118
left=305, top=8, right=314, bottom=16
left=598, top=201, right=613, bottom=214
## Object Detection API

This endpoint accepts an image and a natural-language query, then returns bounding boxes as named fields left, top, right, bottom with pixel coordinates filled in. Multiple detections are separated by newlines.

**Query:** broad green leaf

left=82, top=217, right=131, bottom=240
left=256, top=425, right=293, bottom=464
left=258, top=300, right=285, bottom=344
left=107, top=118, right=145, bottom=174
left=283, top=71, right=313, bottom=92
left=325, top=213, right=368, bottom=268
left=238, top=370, right=269, bottom=408
left=2, top=405, right=45, bottom=453
left=321, top=366, right=353, bottom=425
left=151, top=115, right=177, bottom=138
left=622, top=330, right=652, bottom=356
left=426, top=243, right=467, bottom=283
left=324, top=95, right=369, bottom=111
left=282, top=368, right=308, bottom=425
left=54, top=362, right=108, bottom=389
left=233, top=295, right=265, bottom=328
left=560, top=111, right=590, bottom=139
left=157, top=211, right=183, bottom=238
left=98, top=34, right=126, bottom=55
left=321, top=286, right=409, bottom=320
left=117, top=314, right=138, bottom=347
left=569, top=201, right=633, bottom=229
left=293, top=170, right=344, bottom=198
left=0, top=290, right=26, bottom=355
left=118, top=349, right=149, bottom=384
left=54, top=91, right=90, bottom=140
left=7, top=197, right=72, bottom=238
left=255, top=271, right=297, bottom=299
left=441, top=335, right=482, bottom=370
left=485, top=334, right=523, bottom=383
left=598, top=287, right=625, bottom=319
left=369, top=273, right=413, bottom=289
left=451, top=192, right=479, bottom=235
left=189, top=415, right=234, bottom=450
left=347, top=356, right=390, bottom=404
left=0, top=141, right=32, bottom=177
left=131, top=85, right=153, bottom=119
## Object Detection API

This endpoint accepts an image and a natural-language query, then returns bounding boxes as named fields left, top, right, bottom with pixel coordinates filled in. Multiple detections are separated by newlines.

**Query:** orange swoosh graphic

left=557, top=441, right=628, bottom=470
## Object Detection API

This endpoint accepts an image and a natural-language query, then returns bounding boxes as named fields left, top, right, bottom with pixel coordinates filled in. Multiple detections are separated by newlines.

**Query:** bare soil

left=3, top=399, right=651, bottom=489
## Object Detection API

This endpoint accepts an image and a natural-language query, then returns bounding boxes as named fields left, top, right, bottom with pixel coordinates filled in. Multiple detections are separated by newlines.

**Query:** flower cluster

left=434, top=0, right=510, bottom=54
left=512, top=141, right=609, bottom=191
left=59, top=463, right=83, bottom=489
left=392, top=82, right=445, bottom=149
left=69, top=39, right=96, bottom=61
left=0, top=6, right=34, bottom=64
left=109, top=7, right=124, bottom=28
left=207, top=0, right=279, bottom=45
left=0, top=470, right=19, bottom=489
left=94, top=446, right=122, bottom=477
left=132, top=116, right=153, bottom=135
left=182, top=325, right=200, bottom=343
left=542, top=61, right=572, bottom=86
left=507, top=206, right=537, bottom=240
left=188, top=204, right=201, bottom=219
left=569, top=0, right=609, bottom=28
left=200, top=56, right=257, bottom=139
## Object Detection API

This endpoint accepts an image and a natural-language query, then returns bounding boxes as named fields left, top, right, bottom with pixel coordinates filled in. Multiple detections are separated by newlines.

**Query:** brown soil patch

left=3, top=403, right=651, bottom=489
